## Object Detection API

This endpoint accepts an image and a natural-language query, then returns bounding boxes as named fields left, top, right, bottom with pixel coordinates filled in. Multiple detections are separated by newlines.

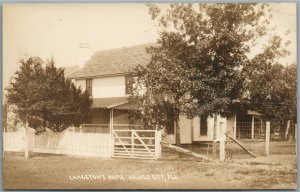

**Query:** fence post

left=31, top=130, right=35, bottom=152
left=155, top=130, right=162, bottom=159
left=233, top=114, right=237, bottom=139
left=219, top=122, right=225, bottom=162
left=295, top=124, right=297, bottom=156
left=266, top=121, right=270, bottom=156
left=295, top=124, right=297, bottom=142
left=251, top=116, right=255, bottom=140
left=260, top=119, right=263, bottom=136
left=131, top=129, right=134, bottom=157
left=2, top=132, right=5, bottom=158
left=285, top=120, right=291, bottom=139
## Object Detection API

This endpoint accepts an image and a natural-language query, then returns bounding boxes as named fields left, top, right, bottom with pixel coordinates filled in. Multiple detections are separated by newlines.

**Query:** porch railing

left=79, top=124, right=143, bottom=133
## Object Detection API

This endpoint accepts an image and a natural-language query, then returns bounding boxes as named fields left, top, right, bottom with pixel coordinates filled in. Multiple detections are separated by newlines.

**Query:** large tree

left=246, top=63, right=296, bottom=121
left=245, top=60, right=296, bottom=137
left=131, top=3, right=290, bottom=157
left=7, top=57, right=92, bottom=158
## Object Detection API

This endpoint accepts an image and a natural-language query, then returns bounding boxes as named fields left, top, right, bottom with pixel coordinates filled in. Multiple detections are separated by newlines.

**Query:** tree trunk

left=24, top=121, right=29, bottom=160
left=175, top=119, right=180, bottom=146
left=212, top=114, right=218, bottom=158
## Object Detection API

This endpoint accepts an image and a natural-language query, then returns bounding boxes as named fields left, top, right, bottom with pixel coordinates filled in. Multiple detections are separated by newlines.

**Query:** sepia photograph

left=2, top=2, right=297, bottom=190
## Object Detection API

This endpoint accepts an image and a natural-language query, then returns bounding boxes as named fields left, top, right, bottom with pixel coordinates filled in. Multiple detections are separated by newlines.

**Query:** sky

left=3, top=3, right=297, bottom=89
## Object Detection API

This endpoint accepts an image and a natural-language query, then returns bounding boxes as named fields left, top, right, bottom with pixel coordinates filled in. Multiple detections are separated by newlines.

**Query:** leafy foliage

left=130, top=3, right=293, bottom=144
left=245, top=62, right=296, bottom=122
left=7, top=57, right=92, bottom=133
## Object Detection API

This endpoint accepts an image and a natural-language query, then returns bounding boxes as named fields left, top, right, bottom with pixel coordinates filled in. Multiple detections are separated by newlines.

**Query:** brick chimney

left=78, top=42, right=91, bottom=69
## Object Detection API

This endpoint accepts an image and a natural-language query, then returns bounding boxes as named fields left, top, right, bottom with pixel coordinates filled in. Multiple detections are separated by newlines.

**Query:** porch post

left=112, top=109, right=114, bottom=130
left=110, top=108, right=114, bottom=131
left=110, top=109, right=112, bottom=132
left=110, top=109, right=114, bottom=157
left=251, top=116, right=254, bottom=140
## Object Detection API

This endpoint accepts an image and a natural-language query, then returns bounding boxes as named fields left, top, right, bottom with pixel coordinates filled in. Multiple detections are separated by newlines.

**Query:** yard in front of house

left=3, top=151, right=297, bottom=190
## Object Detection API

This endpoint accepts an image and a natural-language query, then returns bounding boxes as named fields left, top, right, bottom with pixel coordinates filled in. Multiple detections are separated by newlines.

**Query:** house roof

left=69, top=43, right=153, bottom=79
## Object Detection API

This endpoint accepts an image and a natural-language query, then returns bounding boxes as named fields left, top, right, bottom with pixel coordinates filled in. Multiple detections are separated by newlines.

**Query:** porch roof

left=111, top=102, right=137, bottom=110
left=91, top=97, right=136, bottom=110
left=247, top=110, right=262, bottom=116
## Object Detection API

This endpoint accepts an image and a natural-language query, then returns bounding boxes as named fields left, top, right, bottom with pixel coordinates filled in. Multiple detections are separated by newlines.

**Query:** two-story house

left=68, top=43, right=264, bottom=144
left=3, top=43, right=264, bottom=144
left=68, top=43, right=150, bottom=133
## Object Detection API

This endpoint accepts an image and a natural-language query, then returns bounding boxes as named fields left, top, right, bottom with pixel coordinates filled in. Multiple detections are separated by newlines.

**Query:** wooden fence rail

left=3, top=132, right=24, bottom=151
left=3, top=131, right=111, bottom=157
left=3, top=128, right=162, bottom=159
left=33, top=132, right=111, bottom=157
left=112, top=129, right=162, bottom=159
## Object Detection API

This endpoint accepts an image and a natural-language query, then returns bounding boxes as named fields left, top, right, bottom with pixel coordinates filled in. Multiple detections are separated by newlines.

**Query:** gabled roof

left=69, top=43, right=154, bottom=79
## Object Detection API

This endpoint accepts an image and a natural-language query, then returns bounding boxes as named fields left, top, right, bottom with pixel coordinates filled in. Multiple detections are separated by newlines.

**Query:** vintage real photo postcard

left=2, top=2, right=297, bottom=190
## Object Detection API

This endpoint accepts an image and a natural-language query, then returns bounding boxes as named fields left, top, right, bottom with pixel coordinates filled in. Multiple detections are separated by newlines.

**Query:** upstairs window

left=86, top=79, right=93, bottom=96
left=125, top=75, right=133, bottom=95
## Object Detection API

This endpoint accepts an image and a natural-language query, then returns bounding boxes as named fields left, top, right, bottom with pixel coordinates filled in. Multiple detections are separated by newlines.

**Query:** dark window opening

left=125, top=75, right=133, bottom=95
left=165, top=111, right=175, bottom=134
left=86, top=79, right=93, bottom=96
left=200, top=116, right=208, bottom=136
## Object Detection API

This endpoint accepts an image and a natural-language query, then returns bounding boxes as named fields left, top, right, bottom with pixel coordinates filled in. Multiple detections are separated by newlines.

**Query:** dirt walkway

left=3, top=152, right=297, bottom=190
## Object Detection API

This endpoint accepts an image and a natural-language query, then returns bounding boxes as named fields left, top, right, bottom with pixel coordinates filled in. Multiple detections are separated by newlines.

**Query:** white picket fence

left=3, top=131, right=111, bottom=157
left=3, top=132, right=25, bottom=151
left=3, top=128, right=162, bottom=159
left=33, top=132, right=111, bottom=157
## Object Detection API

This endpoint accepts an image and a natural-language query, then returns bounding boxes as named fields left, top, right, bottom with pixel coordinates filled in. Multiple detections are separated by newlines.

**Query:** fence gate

left=112, top=129, right=161, bottom=160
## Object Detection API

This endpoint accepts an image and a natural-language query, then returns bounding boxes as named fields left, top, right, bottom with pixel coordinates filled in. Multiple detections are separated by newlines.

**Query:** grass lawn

left=3, top=151, right=297, bottom=190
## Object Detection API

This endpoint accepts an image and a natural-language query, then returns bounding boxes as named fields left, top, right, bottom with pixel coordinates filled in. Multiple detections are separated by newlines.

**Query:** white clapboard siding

left=33, top=132, right=111, bottom=157
left=179, top=115, right=193, bottom=144
left=3, top=132, right=24, bottom=151
left=92, top=76, right=125, bottom=98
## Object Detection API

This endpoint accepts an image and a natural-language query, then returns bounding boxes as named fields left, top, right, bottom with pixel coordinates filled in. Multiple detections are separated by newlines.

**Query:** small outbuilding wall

left=164, top=114, right=233, bottom=144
